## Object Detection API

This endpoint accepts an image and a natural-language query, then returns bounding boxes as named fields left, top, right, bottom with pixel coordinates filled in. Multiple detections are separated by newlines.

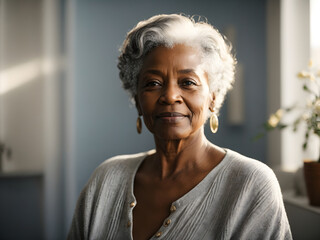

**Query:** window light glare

left=311, top=0, right=320, bottom=62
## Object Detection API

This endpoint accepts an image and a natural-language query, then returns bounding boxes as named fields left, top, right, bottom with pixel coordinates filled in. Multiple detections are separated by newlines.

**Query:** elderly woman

left=68, top=14, right=292, bottom=240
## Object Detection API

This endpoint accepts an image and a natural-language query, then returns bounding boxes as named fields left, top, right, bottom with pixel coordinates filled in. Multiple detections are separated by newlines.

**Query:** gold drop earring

left=136, top=116, right=142, bottom=134
left=209, top=108, right=219, bottom=133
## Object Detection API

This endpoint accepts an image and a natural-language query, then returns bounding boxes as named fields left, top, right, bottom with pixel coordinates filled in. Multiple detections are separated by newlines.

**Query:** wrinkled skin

left=133, top=44, right=225, bottom=240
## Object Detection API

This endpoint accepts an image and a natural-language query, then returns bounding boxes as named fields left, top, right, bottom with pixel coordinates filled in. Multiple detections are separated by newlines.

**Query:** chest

left=132, top=173, right=208, bottom=240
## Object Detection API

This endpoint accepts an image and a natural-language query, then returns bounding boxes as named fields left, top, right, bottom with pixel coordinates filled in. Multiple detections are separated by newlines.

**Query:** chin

left=153, top=128, right=193, bottom=141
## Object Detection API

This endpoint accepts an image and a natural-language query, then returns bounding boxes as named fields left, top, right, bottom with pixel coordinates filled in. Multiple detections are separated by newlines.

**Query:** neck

left=152, top=128, right=210, bottom=179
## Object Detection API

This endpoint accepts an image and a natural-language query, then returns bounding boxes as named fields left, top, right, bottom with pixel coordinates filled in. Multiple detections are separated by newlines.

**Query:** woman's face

left=136, top=44, right=214, bottom=140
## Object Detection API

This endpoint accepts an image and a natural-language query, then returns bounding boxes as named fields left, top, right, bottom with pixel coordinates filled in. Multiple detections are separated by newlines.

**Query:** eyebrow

left=142, top=69, right=163, bottom=75
left=142, top=69, right=198, bottom=75
left=178, top=69, right=197, bottom=74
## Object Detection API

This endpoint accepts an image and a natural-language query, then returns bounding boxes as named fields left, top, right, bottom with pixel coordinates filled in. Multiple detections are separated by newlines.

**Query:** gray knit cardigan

left=68, top=149, right=292, bottom=240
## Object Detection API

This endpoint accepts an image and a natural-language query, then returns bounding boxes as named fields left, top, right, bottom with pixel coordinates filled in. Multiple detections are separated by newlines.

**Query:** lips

left=156, top=112, right=187, bottom=123
left=157, top=112, right=186, bottom=117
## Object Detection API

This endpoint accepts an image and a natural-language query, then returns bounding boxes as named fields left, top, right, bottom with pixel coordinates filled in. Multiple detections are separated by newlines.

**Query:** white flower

left=268, top=115, right=279, bottom=127
left=307, top=100, right=313, bottom=108
left=268, top=109, right=283, bottom=127
left=297, top=71, right=315, bottom=81
left=314, top=99, right=320, bottom=115
left=303, top=113, right=310, bottom=121
left=275, top=109, right=283, bottom=118
left=264, top=61, right=320, bottom=146
left=297, top=71, right=310, bottom=79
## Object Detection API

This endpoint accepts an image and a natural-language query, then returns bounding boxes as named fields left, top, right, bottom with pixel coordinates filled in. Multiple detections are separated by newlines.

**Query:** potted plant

left=259, top=61, right=320, bottom=206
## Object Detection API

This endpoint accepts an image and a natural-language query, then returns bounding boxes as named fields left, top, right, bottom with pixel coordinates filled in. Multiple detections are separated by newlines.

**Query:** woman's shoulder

left=225, top=149, right=275, bottom=177
left=93, top=149, right=155, bottom=178
left=220, top=149, right=283, bottom=207
left=223, top=149, right=280, bottom=191
left=80, top=150, right=155, bottom=197
left=219, top=150, right=291, bottom=239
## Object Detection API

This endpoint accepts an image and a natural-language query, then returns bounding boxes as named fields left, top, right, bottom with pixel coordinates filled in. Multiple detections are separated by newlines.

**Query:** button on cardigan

left=68, top=149, right=292, bottom=240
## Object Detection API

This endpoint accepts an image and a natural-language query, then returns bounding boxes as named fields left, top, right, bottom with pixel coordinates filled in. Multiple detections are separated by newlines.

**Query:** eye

left=144, top=80, right=162, bottom=88
left=181, top=79, right=197, bottom=87
left=146, top=81, right=160, bottom=86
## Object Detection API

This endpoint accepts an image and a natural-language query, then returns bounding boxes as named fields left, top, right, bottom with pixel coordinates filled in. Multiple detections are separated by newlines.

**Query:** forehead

left=141, top=44, right=203, bottom=70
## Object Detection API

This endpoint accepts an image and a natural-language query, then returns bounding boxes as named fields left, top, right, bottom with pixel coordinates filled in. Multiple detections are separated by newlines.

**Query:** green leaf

left=302, top=129, right=311, bottom=151
left=303, top=84, right=311, bottom=93
left=253, top=133, right=265, bottom=141
left=284, top=106, right=294, bottom=112
left=278, top=124, right=288, bottom=130
left=293, top=117, right=302, bottom=132
left=303, top=142, right=308, bottom=150
left=314, top=129, right=320, bottom=137
left=263, top=122, right=276, bottom=131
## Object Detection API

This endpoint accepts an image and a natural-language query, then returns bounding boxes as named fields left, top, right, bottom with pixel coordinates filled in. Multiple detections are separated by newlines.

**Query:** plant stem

left=319, top=138, right=320, bottom=163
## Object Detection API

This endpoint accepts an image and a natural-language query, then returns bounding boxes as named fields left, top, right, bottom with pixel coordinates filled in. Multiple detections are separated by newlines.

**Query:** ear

left=209, top=93, right=216, bottom=112
left=134, top=95, right=142, bottom=116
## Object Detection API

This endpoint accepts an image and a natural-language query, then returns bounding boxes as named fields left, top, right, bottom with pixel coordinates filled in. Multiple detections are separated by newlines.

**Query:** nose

left=159, top=82, right=183, bottom=105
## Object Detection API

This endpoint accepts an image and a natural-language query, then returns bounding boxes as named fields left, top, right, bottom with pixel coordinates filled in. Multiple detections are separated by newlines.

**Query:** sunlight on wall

left=0, top=58, right=60, bottom=95
left=311, top=0, right=320, bottom=64
left=280, top=0, right=320, bottom=171
left=307, top=0, right=320, bottom=164
left=281, top=0, right=310, bottom=171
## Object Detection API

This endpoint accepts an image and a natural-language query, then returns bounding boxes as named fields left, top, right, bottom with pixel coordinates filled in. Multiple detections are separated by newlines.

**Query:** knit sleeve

left=233, top=166, right=292, bottom=240
left=67, top=168, right=102, bottom=240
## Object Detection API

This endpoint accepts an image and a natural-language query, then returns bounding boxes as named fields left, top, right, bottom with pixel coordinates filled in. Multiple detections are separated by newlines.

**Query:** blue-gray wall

left=70, top=0, right=267, bottom=200
left=0, top=1, right=268, bottom=239
left=0, top=175, right=43, bottom=239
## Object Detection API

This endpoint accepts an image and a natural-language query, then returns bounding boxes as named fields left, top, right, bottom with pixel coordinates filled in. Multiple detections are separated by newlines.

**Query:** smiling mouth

left=156, top=112, right=187, bottom=122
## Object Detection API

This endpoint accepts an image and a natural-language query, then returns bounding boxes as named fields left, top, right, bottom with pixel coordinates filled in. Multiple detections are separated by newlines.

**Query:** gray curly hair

left=118, top=14, right=236, bottom=115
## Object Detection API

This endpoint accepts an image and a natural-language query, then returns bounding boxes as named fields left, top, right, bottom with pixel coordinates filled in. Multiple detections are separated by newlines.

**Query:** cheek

left=137, top=94, right=157, bottom=127
left=189, top=93, right=210, bottom=117
left=139, top=94, right=156, bottom=115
